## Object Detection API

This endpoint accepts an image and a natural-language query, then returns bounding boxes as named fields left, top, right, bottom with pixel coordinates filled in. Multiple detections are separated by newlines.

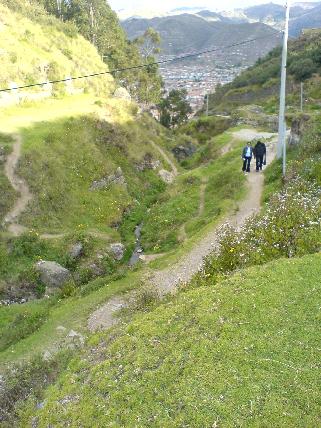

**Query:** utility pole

left=277, top=1, right=290, bottom=178
left=300, top=81, right=304, bottom=112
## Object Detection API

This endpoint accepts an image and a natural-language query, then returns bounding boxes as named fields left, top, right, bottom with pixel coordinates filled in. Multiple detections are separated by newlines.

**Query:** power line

left=0, top=32, right=281, bottom=93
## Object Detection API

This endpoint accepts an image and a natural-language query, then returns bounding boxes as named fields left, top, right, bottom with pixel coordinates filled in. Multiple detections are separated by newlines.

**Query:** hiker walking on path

left=242, top=142, right=253, bottom=174
left=253, top=141, right=267, bottom=172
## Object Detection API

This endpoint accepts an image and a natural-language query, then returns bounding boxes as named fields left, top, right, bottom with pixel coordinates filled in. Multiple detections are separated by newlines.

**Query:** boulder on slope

left=35, top=261, right=71, bottom=289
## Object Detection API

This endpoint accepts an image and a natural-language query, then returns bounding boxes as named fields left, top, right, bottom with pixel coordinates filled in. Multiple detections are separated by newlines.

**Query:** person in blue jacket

left=242, top=142, right=253, bottom=173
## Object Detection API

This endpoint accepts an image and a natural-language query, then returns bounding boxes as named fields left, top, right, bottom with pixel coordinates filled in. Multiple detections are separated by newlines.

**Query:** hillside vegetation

left=0, top=0, right=249, bottom=359
left=209, top=30, right=321, bottom=114
left=20, top=253, right=321, bottom=427
left=0, top=3, right=113, bottom=96
left=0, top=0, right=171, bottom=305
left=2, top=0, right=162, bottom=103
left=12, top=119, right=321, bottom=428
left=1, top=2, right=321, bottom=426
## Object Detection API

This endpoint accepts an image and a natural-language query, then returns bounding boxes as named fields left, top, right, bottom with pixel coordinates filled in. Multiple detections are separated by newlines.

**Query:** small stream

left=129, top=223, right=143, bottom=266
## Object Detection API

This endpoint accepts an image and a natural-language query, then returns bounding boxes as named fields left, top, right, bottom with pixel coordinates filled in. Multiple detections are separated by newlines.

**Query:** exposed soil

left=2, top=135, right=32, bottom=236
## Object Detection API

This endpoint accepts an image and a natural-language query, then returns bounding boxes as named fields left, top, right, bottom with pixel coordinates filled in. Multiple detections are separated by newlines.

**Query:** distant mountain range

left=121, top=13, right=281, bottom=62
left=120, top=2, right=321, bottom=39
left=289, top=3, right=321, bottom=36
left=243, top=2, right=321, bottom=35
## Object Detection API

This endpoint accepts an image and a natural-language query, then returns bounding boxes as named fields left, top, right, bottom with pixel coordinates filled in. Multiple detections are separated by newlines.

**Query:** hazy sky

left=109, top=0, right=319, bottom=12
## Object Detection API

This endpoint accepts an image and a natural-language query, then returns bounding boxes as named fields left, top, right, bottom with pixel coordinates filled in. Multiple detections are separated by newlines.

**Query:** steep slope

left=0, top=2, right=176, bottom=303
left=244, top=2, right=304, bottom=24
left=21, top=253, right=321, bottom=426
left=0, top=3, right=113, bottom=97
left=208, top=30, right=321, bottom=113
left=245, top=2, right=286, bottom=23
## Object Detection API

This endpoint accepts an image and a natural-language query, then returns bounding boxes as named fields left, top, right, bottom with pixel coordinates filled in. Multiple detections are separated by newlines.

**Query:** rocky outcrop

left=159, top=169, right=175, bottom=184
left=289, top=115, right=311, bottom=146
left=67, top=329, right=85, bottom=346
left=172, top=143, right=196, bottom=161
left=69, top=242, right=83, bottom=259
left=113, top=87, right=131, bottom=101
left=90, top=167, right=126, bottom=190
left=88, top=263, right=105, bottom=277
left=110, top=243, right=125, bottom=261
left=35, top=261, right=71, bottom=290
left=136, top=153, right=160, bottom=171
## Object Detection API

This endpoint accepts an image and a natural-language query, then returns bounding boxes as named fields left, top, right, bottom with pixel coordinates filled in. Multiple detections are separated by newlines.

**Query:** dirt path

left=2, top=135, right=32, bottom=236
left=150, top=132, right=277, bottom=295
left=2, top=135, right=113, bottom=241
left=88, top=130, right=278, bottom=331
left=150, top=141, right=178, bottom=176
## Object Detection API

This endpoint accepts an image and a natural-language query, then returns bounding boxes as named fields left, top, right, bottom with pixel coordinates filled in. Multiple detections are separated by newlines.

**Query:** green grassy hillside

left=0, top=1, right=248, bottom=356
left=1, top=5, right=321, bottom=425
left=140, top=129, right=246, bottom=253
left=0, top=117, right=247, bottom=354
left=0, top=3, right=113, bottom=96
left=20, top=253, right=321, bottom=427
left=209, top=30, right=321, bottom=114
left=17, top=113, right=168, bottom=234
left=0, top=2, right=163, bottom=306
left=0, top=99, right=173, bottom=299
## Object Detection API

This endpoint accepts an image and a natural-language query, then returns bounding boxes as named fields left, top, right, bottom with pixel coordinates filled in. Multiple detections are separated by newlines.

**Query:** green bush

left=0, top=350, right=73, bottom=425
left=312, top=45, right=321, bottom=66
left=289, top=58, right=316, bottom=81
left=0, top=305, right=48, bottom=352
left=200, top=177, right=321, bottom=286
left=11, top=231, right=47, bottom=259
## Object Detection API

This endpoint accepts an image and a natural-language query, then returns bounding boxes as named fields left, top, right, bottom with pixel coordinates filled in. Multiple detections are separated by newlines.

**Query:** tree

left=131, top=28, right=162, bottom=106
left=312, top=45, right=321, bottom=66
left=38, top=0, right=163, bottom=104
left=158, top=89, right=192, bottom=128
left=289, top=58, right=316, bottom=81
left=134, top=28, right=161, bottom=59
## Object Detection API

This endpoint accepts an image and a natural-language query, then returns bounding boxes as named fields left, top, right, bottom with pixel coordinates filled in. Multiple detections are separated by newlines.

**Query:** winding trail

left=2, top=135, right=115, bottom=242
left=88, top=130, right=278, bottom=331
left=2, top=135, right=32, bottom=236
left=150, top=140, right=178, bottom=176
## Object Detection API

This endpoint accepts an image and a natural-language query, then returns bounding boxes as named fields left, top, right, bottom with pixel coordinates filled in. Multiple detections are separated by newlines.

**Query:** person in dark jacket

left=242, top=142, right=253, bottom=173
left=253, top=141, right=267, bottom=171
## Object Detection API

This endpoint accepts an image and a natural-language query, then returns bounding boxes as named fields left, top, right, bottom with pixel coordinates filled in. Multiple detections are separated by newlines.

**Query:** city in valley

left=159, top=48, right=250, bottom=111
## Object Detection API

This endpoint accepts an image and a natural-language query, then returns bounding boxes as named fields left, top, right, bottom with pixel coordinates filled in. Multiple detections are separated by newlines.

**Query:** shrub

left=289, top=58, right=316, bottom=81
left=299, top=120, right=321, bottom=156
left=59, top=280, right=77, bottom=298
left=312, top=45, right=321, bottom=66
left=124, top=285, right=160, bottom=314
left=0, top=306, right=48, bottom=352
left=0, top=350, right=73, bottom=425
left=10, top=231, right=47, bottom=259
left=200, top=177, right=321, bottom=285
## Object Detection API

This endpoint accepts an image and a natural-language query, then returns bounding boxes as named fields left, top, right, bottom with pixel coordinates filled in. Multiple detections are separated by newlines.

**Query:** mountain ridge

left=122, top=14, right=281, bottom=59
left=121, top=2, right=321, bottom=37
